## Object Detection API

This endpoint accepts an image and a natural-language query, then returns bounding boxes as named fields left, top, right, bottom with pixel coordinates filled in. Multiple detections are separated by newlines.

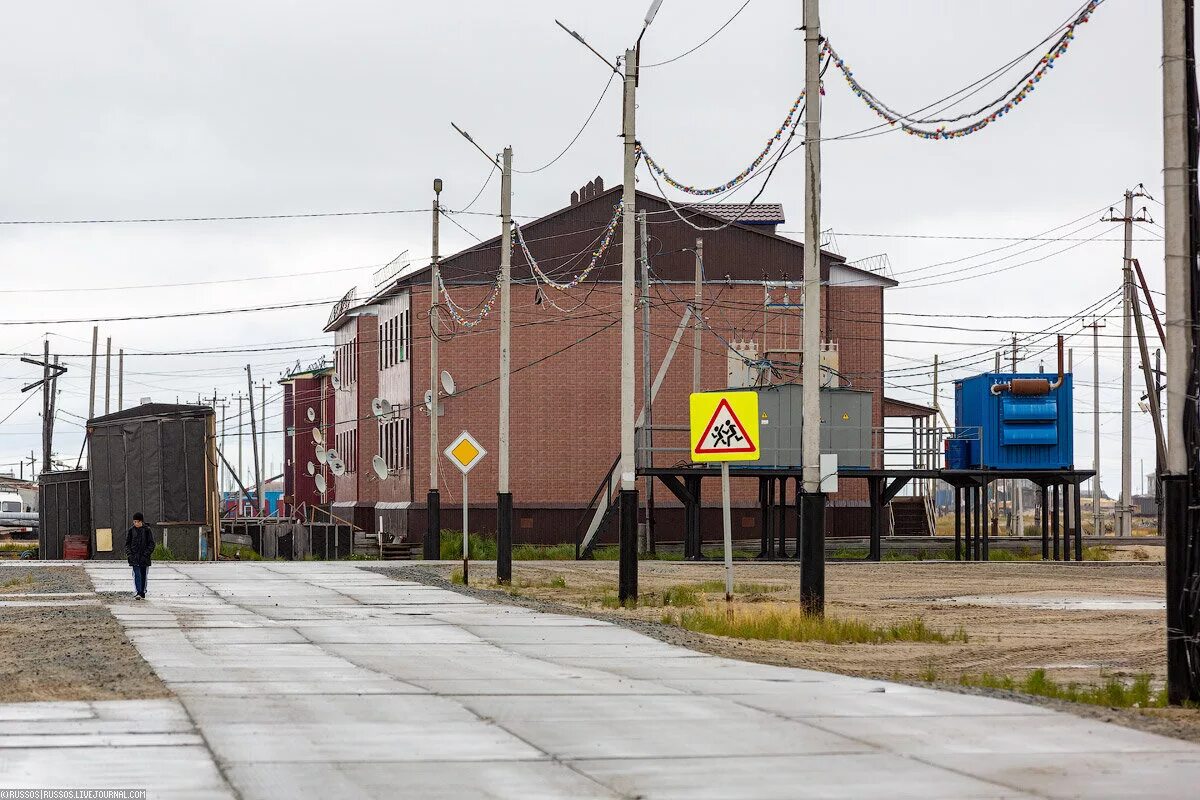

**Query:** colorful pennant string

left=515, top=200, right=624, bottom=291
left=824, top=0, right=1102, bottom=140
left=637, top=91, right=805, bottom=195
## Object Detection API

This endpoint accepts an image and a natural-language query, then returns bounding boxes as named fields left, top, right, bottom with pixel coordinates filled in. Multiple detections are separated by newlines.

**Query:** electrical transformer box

left=753, top=385, right=872, bottom=469
left=953, top=372, right=1074, bottom=470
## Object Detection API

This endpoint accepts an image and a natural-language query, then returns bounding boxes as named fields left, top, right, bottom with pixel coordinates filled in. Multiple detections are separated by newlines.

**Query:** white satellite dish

left=312, top=427, right=324, bottom=444
left=314, top=473, right=327, bottom=494
left=306, top=461, right=315, bottom=476
left=306, top=407, right=316, bottom=422
left=326, top=448, right=340, bottom=463
left=330, top=458, right=346, bottom=477
left=424, top=389, right=433, bottom=411
left=441, top=370, right=456, bottom=396
left=315, top=444, right=328, bottom=464
left=371, top=455, right=388, bottom=480
left=331, top=374, right=342, bottom=390
left=371, top=397, right=391, bottom=418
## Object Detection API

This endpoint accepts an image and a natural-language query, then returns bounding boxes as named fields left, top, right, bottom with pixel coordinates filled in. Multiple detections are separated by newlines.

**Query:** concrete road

left=11, top=561, right=1197, bottom=799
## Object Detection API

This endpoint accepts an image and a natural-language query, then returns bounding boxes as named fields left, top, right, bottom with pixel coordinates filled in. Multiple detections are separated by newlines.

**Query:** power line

left=643, top=0, right=753, bottom=68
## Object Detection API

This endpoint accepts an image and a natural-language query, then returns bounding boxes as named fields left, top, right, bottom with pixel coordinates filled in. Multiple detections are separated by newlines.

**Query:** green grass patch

left=1082, top=546, right=1111, bottom=562
left=1, top=573, right=34, bottom=590
left=694, top=580, right=779, bottom=595
left=152, top=543, right=176, bottom=561
left=959, top=669, right=1167, bottom=708
left=512, top=543, right=576, bottom=560
left=449, top=568, right=465, bottom=585
left=343, top=552, right=379, bottom=561
left=670, top=605, right=968, bottom=645
left=220, top=543, right=263, bottom=560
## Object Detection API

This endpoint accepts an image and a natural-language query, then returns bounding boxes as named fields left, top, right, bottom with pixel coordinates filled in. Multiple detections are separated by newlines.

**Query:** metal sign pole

left=721, top=461, right=733, bottom=603
left=462, top=470, right=469, bottom=586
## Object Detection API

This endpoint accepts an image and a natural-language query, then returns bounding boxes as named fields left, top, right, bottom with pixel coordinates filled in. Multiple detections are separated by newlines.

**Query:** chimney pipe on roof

left=571, top=190, right=579, bottom=205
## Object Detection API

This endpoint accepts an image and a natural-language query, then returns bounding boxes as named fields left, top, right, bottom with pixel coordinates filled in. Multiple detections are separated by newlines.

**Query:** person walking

left=125, top=512, right=154, bottom=599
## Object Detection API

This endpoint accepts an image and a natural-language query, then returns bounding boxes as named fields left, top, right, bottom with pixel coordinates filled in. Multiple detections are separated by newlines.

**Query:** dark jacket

left=125, top=525, right=155, bottom=567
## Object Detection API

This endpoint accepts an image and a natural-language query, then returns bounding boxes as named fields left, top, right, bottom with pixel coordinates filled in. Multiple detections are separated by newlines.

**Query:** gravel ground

left=0, top=564, right=169, bottom=702
left=369, top=561, right=1200, bottom=745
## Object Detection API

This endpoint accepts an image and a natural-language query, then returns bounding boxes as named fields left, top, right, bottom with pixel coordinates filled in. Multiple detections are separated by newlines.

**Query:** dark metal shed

left=38, top=469, right=91, bottom=560
left=87, top=403, right=219, bottom=561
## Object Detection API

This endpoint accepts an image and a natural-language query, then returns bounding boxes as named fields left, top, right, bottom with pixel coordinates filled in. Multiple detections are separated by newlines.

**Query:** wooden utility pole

left=639, top=209, right=655, bottom=555
left=246, top=366, right=263, bottom=515
left=88, top=326, right=98, bottom=420
left=41, top=341, right=51, bottom=476
left=800, top=0, right=825, bottom=615
left=118, top=350, right=124, bottom=411
left=104, top=337, right=112, bottom=415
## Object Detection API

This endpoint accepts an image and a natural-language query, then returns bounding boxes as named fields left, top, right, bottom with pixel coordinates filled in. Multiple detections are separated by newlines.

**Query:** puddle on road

left=936, top=594, right=1165, bottom=611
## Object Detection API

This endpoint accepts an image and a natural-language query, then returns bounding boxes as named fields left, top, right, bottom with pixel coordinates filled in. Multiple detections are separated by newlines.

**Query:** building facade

left=295, top=182, right=896, bottom=543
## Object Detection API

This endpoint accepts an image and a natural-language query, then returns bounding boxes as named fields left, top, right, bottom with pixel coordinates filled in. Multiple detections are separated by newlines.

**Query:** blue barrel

left=944, top=438, right=970, bottom=470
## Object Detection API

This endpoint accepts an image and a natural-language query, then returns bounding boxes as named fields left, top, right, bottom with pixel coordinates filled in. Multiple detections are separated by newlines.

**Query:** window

left=1, top=501, right=20, bottom=513
left=378, top=416, right=410, bottom=472
left=379, top=313, right=406, bottom=370
left=336, top=336, right=359, bottom=386
left=335, top=429, right=358, bottom=474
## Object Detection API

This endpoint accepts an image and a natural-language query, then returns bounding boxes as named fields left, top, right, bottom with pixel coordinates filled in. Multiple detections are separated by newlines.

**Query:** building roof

left=685, top=202, right=785, bottom=225
left=882, top=396, right=938, bottom=419
left=90, top=403, right=214, bottom=426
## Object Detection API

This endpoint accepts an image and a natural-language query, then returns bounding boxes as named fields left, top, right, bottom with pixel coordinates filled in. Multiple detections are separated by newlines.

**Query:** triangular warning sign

left=695, top=398, right=757, bottom=454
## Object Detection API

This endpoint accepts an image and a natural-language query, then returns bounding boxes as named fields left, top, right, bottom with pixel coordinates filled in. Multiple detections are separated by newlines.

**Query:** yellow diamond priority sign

left=445, top=430, right=486, bottom=474
left=690, top=391, right=760, bottom=463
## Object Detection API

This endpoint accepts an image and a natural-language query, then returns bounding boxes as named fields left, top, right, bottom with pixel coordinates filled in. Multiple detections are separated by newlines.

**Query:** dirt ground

left=0, top=565, right=169, bottom=702
left=375, top=559, right=1200, bottom=743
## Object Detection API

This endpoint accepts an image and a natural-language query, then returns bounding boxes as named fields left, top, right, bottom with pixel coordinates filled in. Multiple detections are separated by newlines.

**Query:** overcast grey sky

left=0, top=1, right=1164, bottom=497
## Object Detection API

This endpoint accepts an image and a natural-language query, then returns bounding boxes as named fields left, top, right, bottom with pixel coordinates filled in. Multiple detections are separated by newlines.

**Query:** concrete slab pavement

left=22, top=561, right=1190, bottom=799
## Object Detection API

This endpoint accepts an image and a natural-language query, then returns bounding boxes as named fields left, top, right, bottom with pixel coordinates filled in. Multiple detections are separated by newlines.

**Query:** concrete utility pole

left=87, top=326, right=98, bottom=420
left=800, top=0, right=825, bottom=615
left=246, top=366, right=263, bottom=515
left=118, top=349, right=124, bottom=411
left=1161, top=0, right=1198, bottom=705
left=617, top=44, right=640, bottom=604
left=693, top=238, right=703, bottom=393
left=236, top=392, right=244, bottom=492
left=1103, top=189, right=1148, bottom=538
left=104, top=337, right=112, bottom=415
left=1010, top=334, right=1024, bottom=534
left=1083, top=317, right=1106, bottom=535
left=498, top=146, right=514, bottom=584
left=426, top=178, right=443, bottom=561
left=639, top=209, right=655, bottom=555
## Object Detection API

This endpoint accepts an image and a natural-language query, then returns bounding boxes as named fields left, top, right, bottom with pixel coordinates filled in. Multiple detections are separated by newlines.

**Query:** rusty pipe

left=991, top=336, right=1064, bottom=396
left=1048, top=334, right=1065, bottom=390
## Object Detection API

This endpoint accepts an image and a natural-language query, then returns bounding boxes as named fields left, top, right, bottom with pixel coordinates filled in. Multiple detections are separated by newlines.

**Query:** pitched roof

left=90, top=403, right=213, bottom=426
left=685, top=202, right=785, bottom=225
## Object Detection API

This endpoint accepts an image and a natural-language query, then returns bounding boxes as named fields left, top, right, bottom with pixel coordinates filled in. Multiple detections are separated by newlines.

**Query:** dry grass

left=664, top=603, right=968, bottom=645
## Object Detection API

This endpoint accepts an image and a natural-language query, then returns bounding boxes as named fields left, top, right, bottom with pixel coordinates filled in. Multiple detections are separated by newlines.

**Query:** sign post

left=690, top=391, right=760, bottom=602
left=444, top=430, right=486, bottom=586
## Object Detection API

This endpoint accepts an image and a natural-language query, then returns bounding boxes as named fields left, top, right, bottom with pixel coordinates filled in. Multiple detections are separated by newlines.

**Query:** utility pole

left=1103, top=188, right=1148, bottom=538
left=693, top=238, right=703, bottom=393
left=1083, top=317, right=1106, bottom=536
left=1161, top=0, right=1198, bottom=705
left=41, top=341, right=51, bottom=476
left=235, top=391, right=244, bottom=493
left=799, top=0, right=825, bottom=615
left=617, top=43, right=640, bottom=605
left=258, top=380, right=269, bottom=491
left=118, top=349, right=124, bottom=411
left=498, top=146, right=514, bottom=584
left=88, top=326, right=98, bottom=420
left=639, top=209, right=655, bottom=555
left=104, top=337, right=112, bottom=415
left=246, top=366, right=263, bottom=515
left=1010, top=334, right=1024, bottom=534
left=426, top=178, right=443, bottom=561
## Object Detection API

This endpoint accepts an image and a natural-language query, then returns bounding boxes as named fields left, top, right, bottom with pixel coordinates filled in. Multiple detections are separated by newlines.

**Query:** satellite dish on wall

left=424, top=389, right=433, bottom=411
left=330, top=458, right=346, bottom=477
left=371, top=397, right=392, bottom=418
left=441, top=370, right=456, bottom=396
left=314, top=473, right=327, bottom=494
left=306, top=407, right=316, bottom=422
left=315, top=444, right=328, bottom=464
left=306, top=462, right=315, bottom=476
left=371, top=455, right=388, bottom=480
left=312, top=427, right=324, bottom=444
left=326, top=448, right=340, bottom=463
left=331, top=374, right=342, bottom=390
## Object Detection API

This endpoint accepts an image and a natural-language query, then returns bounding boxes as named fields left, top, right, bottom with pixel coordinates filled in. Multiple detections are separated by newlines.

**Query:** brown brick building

left=284, top=182, right=897, bottom=544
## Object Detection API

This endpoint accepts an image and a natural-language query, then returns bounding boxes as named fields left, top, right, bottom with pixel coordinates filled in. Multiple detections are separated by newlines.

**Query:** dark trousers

left=132, top=564, right=149, bottom=596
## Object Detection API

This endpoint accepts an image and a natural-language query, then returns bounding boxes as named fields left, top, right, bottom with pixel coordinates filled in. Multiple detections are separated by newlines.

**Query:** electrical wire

left=643, top=0, right=753, bottom=68
left=515, top=71, right=618, bottom=175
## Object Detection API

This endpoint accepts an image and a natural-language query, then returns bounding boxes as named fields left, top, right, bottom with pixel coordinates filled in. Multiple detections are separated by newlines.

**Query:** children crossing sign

left=690, top=391, right=760, bottom=463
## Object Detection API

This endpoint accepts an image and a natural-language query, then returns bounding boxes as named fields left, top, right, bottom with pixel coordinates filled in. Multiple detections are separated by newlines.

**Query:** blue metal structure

left=953, top=372, right=1074, bottom=470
